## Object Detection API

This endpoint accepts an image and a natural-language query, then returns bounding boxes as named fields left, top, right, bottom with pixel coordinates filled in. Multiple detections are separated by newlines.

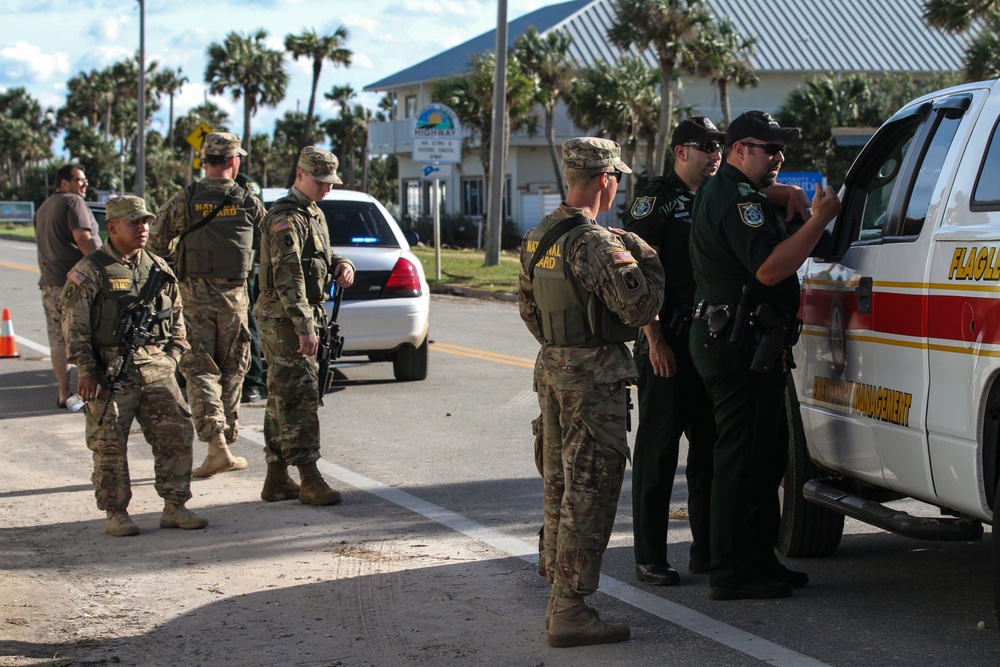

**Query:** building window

left=462, top=177, right=510, bottom=218
left=403, top=178, right=448, bottom=219
left=405, top=95, right=418, bottom=119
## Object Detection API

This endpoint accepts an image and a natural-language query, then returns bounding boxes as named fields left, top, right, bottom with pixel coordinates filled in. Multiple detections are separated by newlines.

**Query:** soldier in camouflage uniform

left=61, top=196, right=208, bottom=537
left=254, top=146, right=355, bottom=506
left=149, top=132, right=264, bottom=478
left=518, top=138, right=664, bottom=648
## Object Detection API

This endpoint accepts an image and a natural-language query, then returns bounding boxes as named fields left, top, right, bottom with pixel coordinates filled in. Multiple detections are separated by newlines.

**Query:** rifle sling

left=178, top=185, right=238, bottom=244
left=528, top=215, right=588, bottom=281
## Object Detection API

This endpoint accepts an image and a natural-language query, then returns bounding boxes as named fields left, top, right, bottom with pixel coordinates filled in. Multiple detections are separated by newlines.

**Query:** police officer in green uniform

left=255, top=146, right=354, bottom=506
left=688, top=111, right=841, bottom=600
left=624, top=117, right=724, bottom=585
left=519, top=137, right=664, bottom=647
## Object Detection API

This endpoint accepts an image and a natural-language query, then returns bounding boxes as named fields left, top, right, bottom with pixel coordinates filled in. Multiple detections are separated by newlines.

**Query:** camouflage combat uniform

left=149, top=172, right=264, bottom=445
left=61, top=242, right=194, bottom=512
left=518, top=203, right=664, bottom=598
left=254, top=185, right=353, bottom=466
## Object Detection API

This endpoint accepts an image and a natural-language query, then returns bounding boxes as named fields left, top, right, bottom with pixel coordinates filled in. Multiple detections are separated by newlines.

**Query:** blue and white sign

left=412, top=103, right=462, bottom=164
left=776, top=171, right=826, bottom=193
left=420, top=163, right=453, bottom=180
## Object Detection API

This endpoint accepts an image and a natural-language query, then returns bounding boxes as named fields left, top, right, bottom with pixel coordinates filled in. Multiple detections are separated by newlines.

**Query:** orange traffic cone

left=0, top=308, right=19, bottom=358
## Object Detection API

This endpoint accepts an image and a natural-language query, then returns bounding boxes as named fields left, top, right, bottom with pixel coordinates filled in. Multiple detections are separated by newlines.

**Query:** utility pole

left=136, top=0, right=146, bottom=197
left=485, top=0, right=508, bottom=266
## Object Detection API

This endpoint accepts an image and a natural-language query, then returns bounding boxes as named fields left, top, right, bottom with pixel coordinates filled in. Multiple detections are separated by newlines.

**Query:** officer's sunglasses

left=591, top=169, right=623, bottom=183
left=740, top=141, right=787, bottom=156
left=682, top=141, right=722, bottom=153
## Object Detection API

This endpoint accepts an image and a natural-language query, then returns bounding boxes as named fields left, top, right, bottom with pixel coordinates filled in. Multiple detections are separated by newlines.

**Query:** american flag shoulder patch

left=611, top=250, right=635, bottom=264
left=68, top=270, right=86, bottom=285
left=273, top=219, right=292, bottom=233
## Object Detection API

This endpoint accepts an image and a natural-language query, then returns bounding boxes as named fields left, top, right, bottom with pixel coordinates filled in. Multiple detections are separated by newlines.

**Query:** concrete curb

left=429, top=282, right=518, bottom=302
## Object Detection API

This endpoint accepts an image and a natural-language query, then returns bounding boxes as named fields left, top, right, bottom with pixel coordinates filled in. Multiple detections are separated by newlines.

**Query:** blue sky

left=2, top=0, right=547, bottom=155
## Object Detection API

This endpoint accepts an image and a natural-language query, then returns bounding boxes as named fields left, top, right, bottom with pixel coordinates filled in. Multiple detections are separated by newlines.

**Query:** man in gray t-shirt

left=34, top=164, right=102, bottom=407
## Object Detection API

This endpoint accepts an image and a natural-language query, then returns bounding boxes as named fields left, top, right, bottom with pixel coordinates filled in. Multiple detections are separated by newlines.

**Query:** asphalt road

left=1, top=237, right=998, bottom=666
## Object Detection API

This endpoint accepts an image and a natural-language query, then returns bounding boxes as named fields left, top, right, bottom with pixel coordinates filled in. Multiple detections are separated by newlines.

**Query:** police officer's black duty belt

left=693, top=301, right=732, bottom=320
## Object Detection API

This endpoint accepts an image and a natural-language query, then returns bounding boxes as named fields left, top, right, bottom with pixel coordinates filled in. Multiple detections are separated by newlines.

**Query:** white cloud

left=0, top=42, right=70, bottom=83
left=88, top=15, right=131, bottom=42
left=401, top=0, right=483, bottom=15
left=352, top=53, right=375, bottom=72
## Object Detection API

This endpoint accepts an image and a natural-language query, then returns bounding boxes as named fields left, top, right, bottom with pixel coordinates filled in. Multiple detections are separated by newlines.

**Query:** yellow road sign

left=192, top=157, right=202, bottom=171
left=186, top=122, right=212, bottom=151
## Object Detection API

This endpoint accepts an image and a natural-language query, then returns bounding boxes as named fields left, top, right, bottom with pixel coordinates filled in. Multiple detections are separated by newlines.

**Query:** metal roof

left=365, top=0, right=978, bottom=92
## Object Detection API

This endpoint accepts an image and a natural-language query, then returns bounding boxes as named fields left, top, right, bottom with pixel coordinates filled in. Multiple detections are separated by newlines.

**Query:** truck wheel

left=778, top=375, right=845, bottom=558
left=995, top=475, right=999, bottom=630
left=393, top=336, right=428, bottom=382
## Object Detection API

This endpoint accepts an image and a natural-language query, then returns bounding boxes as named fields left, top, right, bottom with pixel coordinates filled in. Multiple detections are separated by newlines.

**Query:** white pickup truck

left=781, top=79, right=1000, bottom=625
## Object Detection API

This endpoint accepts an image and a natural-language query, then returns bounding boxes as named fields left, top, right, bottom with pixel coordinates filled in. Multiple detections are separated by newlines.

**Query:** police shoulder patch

left=631, top=196, right=655, bottom=219
left=738, top=202, right=764, bottom=228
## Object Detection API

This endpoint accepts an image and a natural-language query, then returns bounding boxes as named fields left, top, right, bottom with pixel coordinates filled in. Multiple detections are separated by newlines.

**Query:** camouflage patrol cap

left=202, top=132, right=247, bottom=158
left=297, top=146, right=343, bottom=184
left=562, top=137, right=632, bottom=174
left=105, top=195, right=155, bottom=222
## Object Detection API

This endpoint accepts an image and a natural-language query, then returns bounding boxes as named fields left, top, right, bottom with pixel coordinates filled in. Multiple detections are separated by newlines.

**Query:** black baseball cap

left=727, top=111, right=800, bottom=144
left=671, top=116, right=726, bottom=148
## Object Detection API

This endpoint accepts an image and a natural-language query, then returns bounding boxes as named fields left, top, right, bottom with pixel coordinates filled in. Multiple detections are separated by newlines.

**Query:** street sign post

left=412, top=104, right=462, bottom=279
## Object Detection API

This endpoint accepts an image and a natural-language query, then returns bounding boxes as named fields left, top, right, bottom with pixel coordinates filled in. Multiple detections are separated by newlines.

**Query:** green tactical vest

left=526, top=219, right=636, bottom=346
left=259, top=196, right=331, bottom=304
left=175, top=181, right=256, bottom=280
left=86, top=250, right=174, bottom=347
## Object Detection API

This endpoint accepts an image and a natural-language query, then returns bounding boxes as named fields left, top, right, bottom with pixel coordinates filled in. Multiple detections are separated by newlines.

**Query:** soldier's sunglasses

left=682, top=141, right=723, bottom=153
left=591, top=169, right=623, bottom=183
left=740, top=141, right=787, bottom=156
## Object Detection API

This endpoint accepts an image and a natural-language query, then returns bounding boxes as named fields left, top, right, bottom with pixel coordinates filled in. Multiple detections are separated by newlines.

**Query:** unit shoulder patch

left=631, top=196, right=656, bottom=219
left=738, top=202, right=764, bottom=228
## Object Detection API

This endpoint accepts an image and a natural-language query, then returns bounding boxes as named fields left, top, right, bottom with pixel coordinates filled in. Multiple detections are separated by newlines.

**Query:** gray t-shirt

left=34, top=192, right=102, bottom=287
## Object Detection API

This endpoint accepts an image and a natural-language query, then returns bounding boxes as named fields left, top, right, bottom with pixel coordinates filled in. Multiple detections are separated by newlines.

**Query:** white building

left=364, top=0, right=975, bottom=238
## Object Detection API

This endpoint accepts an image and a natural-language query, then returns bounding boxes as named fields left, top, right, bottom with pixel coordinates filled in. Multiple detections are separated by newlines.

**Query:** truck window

left=841, top=121, right=920, bottom=247
left=972, top=116, right=1000, bottom=209
left=895, top=112, right=962, bottom=237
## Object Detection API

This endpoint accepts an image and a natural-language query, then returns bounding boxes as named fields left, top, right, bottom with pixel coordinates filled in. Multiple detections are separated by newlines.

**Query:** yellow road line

left=430, top=341, right=535, bottom=368
left=0, top=260, right=39, bottom=273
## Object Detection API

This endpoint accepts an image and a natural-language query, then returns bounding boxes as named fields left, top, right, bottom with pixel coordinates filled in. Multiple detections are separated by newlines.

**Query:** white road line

left=239, top=429, right=831, bottom=667
left=15, top=335, right=50, bottom=356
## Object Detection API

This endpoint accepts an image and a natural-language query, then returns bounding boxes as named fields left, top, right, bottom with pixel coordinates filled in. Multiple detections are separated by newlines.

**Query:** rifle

left=317, top=286, right=346, bottom=406
left=98, top=264, right=175, bottom=425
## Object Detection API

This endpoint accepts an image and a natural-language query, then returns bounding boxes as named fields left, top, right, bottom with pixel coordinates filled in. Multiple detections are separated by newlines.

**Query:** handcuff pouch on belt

left=693, top=301, right=733, bottom=338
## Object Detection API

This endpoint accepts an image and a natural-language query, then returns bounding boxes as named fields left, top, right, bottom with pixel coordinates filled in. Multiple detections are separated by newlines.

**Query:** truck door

left=870, top=96, right=970, bottom=496
left=796, top=103, right=933, bottom=485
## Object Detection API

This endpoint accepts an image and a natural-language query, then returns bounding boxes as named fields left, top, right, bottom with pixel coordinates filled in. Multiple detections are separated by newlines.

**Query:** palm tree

left=205, top=29, right=289, bottom=167
left=433, top=51, right=538, bottom=254
left=923, top=0, right=997, bottom=32
left=283, top=27, right=352, bottom=185
left=152, top=67, right=188, bottom=150
left=688, top=16, right=759, bottom=125
left=515, top=26, right=575, bottom=199
left=0, top=88, right=55, bottom=190
left=566, top=56, right=660, bottom=203
left=609, top=0, right=712, bottom=177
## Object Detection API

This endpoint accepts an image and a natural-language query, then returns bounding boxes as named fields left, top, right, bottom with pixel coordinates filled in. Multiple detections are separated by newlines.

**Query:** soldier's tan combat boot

left=260, top=462, right=300, bottom=502
left=106, top=510, right=139, bottom=537
left=160, top=502, right=209, bottom=530
left=545, top=589, right=600, bottom=630
left=297, top=462, right=343, bottom=506
left=547, top=595, right=629, bottom=648
left=191, top=433, right=248, bottom=478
